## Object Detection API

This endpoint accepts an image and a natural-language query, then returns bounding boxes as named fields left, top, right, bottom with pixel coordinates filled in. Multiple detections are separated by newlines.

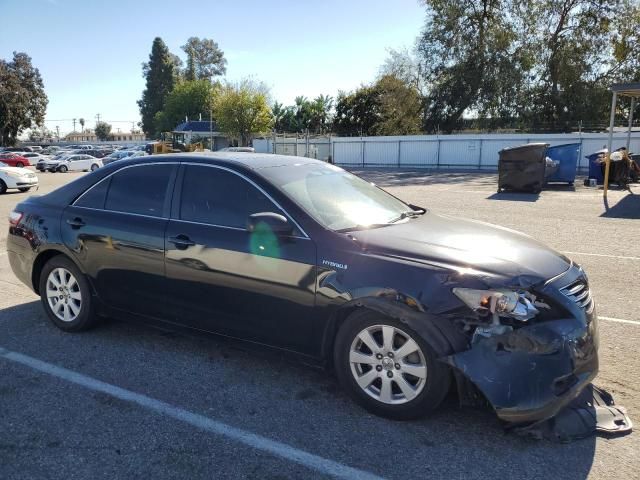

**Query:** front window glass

left=259, top=163, right=411, bottom=231
left=180, top=165, right=280, bottom=229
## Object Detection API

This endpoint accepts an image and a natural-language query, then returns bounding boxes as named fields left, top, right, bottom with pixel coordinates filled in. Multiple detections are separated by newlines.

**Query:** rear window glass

left=105, top=164, right=174, bottom=217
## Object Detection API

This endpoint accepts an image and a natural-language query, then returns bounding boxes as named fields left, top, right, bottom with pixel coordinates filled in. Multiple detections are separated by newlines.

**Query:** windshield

left=259, top=163, right=413, bottom=231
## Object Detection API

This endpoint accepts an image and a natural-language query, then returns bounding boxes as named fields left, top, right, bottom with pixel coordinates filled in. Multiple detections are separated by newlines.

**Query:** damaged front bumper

left=445, top=315, right=599, bottom=424
left=444, top=264, right=631, bottom=438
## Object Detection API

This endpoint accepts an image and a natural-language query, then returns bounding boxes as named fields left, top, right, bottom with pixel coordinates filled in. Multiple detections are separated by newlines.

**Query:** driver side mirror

left=247, top=212, right=293, bottom=237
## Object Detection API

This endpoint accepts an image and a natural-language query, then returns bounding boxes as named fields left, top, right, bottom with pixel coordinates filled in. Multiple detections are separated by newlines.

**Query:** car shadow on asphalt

left=0, top=300, right=598, bottom=479
left=602, top=189, right=640, bottom=219
left=350, top=169, right=497, bottom=188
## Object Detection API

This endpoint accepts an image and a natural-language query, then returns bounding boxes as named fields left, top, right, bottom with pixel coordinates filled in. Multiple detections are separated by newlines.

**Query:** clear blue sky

left=0, top=0, right=425, bottom=135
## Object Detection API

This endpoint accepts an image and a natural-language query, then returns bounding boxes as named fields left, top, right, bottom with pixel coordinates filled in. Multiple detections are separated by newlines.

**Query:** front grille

left=560, top=278, right=594, bottom=313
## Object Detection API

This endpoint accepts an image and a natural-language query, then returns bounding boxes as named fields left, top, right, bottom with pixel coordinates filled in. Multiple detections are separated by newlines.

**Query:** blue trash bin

left=586, top=149, right=607, bottom=184
left=545, top=143, right=580, bottom=185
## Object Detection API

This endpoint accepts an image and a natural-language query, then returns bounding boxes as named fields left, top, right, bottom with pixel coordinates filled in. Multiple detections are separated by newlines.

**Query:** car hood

left=0, top=166, right=31, bottom=175
left=349, top=212, right=570, bottom=282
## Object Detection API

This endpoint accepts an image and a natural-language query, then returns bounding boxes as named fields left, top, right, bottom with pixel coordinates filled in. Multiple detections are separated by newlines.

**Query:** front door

left=164, top=164, right=317, bottom=352
left=61, top=163, right=177, bottom=318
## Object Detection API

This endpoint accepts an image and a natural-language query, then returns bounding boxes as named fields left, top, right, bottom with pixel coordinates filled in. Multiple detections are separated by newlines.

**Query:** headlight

left=453, top=288, right=539, bottom=321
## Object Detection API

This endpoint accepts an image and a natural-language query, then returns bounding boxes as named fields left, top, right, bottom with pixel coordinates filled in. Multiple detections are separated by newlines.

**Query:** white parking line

left=599, top=316, right=640, bottom=326
left=563, top=251, right=640, bottom=261
left=0, top=347, right=384, bottom=480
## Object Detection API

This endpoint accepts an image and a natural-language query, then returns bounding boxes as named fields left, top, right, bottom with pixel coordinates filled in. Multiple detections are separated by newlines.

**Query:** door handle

left=168, top=234, right=196, bottom=249
left=66, top=217, right=85, bottom=228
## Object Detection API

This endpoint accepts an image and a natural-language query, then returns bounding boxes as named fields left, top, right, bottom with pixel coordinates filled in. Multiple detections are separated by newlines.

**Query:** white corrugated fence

left=254, top=133, right=640, bottom=171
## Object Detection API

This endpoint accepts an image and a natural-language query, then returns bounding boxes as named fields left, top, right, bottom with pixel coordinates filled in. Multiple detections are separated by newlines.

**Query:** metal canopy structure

left=604, top=83, right=640, bottom=197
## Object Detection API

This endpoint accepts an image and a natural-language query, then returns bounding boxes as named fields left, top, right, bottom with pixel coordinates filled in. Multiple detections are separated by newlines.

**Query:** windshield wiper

left=388, top=209, right=425, bottom=224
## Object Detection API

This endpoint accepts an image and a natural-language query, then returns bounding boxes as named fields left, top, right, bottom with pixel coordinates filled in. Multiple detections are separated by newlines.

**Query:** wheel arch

left=321, top=296, right=469, bottom=367
left=31, top=248, right=88, bottom=295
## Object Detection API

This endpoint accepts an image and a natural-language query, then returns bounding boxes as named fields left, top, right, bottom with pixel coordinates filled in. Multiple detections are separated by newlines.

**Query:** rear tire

left=16, top=162, right=24, bottom=168
left=90, top=164, right=99, bottom=171
left=39, top=256, right=99, bottom=332
left=334, top=309, right=451, bottom=420
left=0, top=180, right=6, bottom=194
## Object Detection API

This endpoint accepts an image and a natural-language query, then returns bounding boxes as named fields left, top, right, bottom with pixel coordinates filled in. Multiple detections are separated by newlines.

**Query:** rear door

left=61, top=162, right=178, bottom=318
left=164, top=163, right=317, bottom=352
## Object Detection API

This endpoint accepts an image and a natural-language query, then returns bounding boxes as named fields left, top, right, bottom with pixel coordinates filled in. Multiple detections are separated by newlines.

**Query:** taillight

left=9, top=211, right=23, bottom=226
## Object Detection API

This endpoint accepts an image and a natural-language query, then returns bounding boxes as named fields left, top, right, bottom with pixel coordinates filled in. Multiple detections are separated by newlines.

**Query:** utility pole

left=95, top=113, right=101, bottom=125
left=72, top=118, right=77, bottom=133
left=210, top=108, right=213, bottom=150
left=55, top=126, right=60, bottom=142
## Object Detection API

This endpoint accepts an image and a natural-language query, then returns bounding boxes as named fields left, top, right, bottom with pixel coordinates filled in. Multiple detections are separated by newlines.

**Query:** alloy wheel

left=349, top=324, right=427, bottom=405
left=46, top=267, right=82, bottom=322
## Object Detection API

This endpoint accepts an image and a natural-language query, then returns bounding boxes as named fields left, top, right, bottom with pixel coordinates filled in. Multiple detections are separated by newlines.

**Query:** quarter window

left=179, top=165, right=281, bottom=229
left=75, top=177, right=110, bottom=209
left=105, top=164, right=174, bottom=217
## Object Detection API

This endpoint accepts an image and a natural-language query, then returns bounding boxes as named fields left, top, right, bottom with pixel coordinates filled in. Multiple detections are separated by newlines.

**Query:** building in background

left=65, top=130, right=146, bottom=143
left=172, top=121, right=229, bottom=151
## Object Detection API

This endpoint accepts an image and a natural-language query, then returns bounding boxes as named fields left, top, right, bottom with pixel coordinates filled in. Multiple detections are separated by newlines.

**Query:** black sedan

left=5, top=153, right=612, bottom=429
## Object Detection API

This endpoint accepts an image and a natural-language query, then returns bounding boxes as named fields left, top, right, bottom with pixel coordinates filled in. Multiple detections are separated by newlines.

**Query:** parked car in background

left=83, top=149, right=109, bottom=159
left=101, top=150, right=136, bottom=165
left=219, top=147, right=256, bottom=153
left=3, top=146, right=33, bottom=153
left=21, top=152, right=47, bottom=164
left=42, top=146, right=62, bottom=155
left=0, top=161, right=38, bottom=194
left=30, top=146, right=43, bottom=152
left=0, top=153, right=31, bottom=168
left=56, top=154, right=103, bottom=172
left=38, top=153, right=69, bottom=172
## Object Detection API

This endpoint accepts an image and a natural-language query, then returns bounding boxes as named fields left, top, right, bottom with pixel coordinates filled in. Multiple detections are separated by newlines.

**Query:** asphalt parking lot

left=1, top=168, right=639, bottom=479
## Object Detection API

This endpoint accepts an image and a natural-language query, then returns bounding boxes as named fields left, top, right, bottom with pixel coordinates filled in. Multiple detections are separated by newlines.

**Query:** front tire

left=334, top=310, right=451, bottom=420
left=58, top=165, right=68, bottom=173
left=90, top=164, right=99, bottom=171
left=18, top=187, right=31, bottom=192
left=39, top=256, right=99, bottom=332
left=0, top=180, right=6, bottom=194
left=16, top=162, right=24, bottom=168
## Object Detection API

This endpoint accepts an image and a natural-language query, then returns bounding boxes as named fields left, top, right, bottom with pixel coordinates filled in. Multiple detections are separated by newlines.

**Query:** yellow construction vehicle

left=149, top=132, right=204, bottom=154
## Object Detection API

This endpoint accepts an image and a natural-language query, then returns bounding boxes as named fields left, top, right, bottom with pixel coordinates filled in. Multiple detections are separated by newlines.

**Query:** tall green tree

left=417, top=0, right=531, bottom=132
left=333, top=75, right=422, bottom=136
left=0, top=52, right=48, bottom=146
left=524, top=0, right=640, bottom=130
left=181, top=37, right=227, bottom=80
left=153, top=79, right=217, bottom=132
left=94, top=121, right=112, bottom=141
left=138, top=37, right=177, bottom=138
left=213, top=79, right=272, bottom=146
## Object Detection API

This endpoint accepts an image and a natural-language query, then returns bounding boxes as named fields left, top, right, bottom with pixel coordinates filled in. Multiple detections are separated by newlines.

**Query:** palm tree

left=79, top=118, right=85, bottom=133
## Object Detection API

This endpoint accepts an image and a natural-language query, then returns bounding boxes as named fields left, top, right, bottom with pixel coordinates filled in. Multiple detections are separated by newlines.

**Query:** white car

left=21, top=152, right=47, bottom=164
left=56, top=154, right=102, bottom=172
left=0, top=161, right=39, bottom=194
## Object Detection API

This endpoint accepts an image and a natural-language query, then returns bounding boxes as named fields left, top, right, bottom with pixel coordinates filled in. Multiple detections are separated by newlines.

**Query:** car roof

left=135, top=152, right=323, bottom=170
left=32, top=153, right=328, bottom=208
